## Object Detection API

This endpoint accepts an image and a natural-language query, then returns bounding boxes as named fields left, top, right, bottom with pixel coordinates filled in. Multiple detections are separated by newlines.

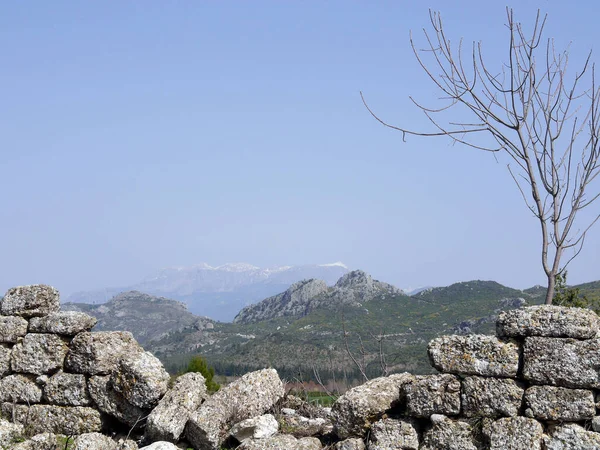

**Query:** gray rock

left=11, top=433, right=65, bottom=450
left=1, top=285, right=60, bottom=318
left=145, top=372, right=207, bottom=443
left=230, top=414, right=279, bottom=442
left=486, top=417, right=543, bottom=450
left=0, top=417, right=24, bottom=449
left=0, top=316, right=28, bottom=343
left=405, top=374, right=461, bottom=418
left=186, top=368, right=284, bottom=450
left=367, top=418, right=418, bottom=450
left=524, top=385, right=595, bottom=421
left=0, top=374, right=42, bottom=403
left=65, top=331, right=143, bottom=375
left=497, top=305, right=600, bottom=339
left=0, top=344, right=10, bottom=376
left=334, top=438, right=366, bottom=450
left=29, top=311, right=97, bottom=335
left=87, top=375, right=149, bottom=428
left=139, top=443, right=179, bottom=450
left=522, top=337, right=600, bottom=388
left=331, top=373, right=414, bottom=439
left=72, top=432, right=119, bottom=450
left=543, top=423, right=600, bottom=449
left=237, top=434, right=322, bottom=450
left=276, top=415, right=332, bottom=438
left=44, top=371, right=91, bottom=406
left=111, top=351, right=169, bottom=409
left=420, top=415, right=477, bottom=450
left=461, top=376, right=523, bottom=418
left=0, top=403, right=102, bottom=435
left=428, top=334, right=519, bottom=377
left=10, top=333, right=68, bottom=375
left=593, top=416, right=600, bottom=432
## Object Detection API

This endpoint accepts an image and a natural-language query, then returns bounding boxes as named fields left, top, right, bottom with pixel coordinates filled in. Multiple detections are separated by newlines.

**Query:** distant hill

left=65, top=262, right=349, bottom=322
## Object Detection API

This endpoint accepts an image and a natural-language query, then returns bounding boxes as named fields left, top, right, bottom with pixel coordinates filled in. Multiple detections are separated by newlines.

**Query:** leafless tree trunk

left=362, top=9, right=600, bottom=304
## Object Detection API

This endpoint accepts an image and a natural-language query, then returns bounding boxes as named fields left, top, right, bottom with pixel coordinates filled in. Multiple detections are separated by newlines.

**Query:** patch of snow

left=318, top=262, right=348, bottom=269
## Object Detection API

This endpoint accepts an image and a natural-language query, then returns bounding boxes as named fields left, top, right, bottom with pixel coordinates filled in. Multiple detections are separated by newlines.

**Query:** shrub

left=181, top=355, right=220, bottom=393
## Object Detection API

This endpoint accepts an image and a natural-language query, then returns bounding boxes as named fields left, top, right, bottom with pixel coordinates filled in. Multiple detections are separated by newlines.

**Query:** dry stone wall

left=3, top=285, right=600, bottom=449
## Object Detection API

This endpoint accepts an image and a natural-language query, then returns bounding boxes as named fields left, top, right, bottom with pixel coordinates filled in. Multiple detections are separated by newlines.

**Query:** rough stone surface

left=461, top=376, right=523, bottom=418
left=1, top=285, right=60, bottom=318
left=0, top=374, right=42, bottom=403
left=420, top=415, right=476, bottom=450
left=486, top=416, right=543, bottom=450
left=334, top=438, right=366, bottom=450
left=278, top=415, right=332, bottom=438
left=522, top=337, right=600, bottom=388
left=404, top=374, right=461, bottom=418
left=111, top=351, right=170, bottom=409
left=497, top=305, right=600, bottom=339
left=29, top=311, right=97, bottom=335
left=0, top=417, right=24, bottom=449
left=428, top=334, right=519, bottom=377
left=71, top=432, right=120, bottom=450
left=230, top=414, right=279, bottom=442
left=139, top=443, right=179, bottom=450
left=0, top=345, right=10, bottom=376
left=11, top=433, right=66, bottom=450
left=186, top=368, right=284, bottom=450
left=331, top=373, right=414, bottom=439
left=368, top=418, right=418, bottom=450
left=543, top=423, right=600, bottom=449
left=1, top=403, right=102, bottom=435
left=145, top=372, right=207, bottom=443
left=10, top=333, right=68, bottom=375
left=44, top=371, right=91, bottom=406
left=524, top=385, right=595, bottom=421
left=65, top=331, right=142, bottom=375
left=0, top=316, right=28, bottom=343
left=88, top=375, right=148, bottom=428
left=238, top=434, right=322, bottom=450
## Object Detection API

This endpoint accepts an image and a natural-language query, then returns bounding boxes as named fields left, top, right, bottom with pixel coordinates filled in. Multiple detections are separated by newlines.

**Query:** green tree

left=182, top=355, right=221, bottom=393
left=553, top=271, right=600, bottom=314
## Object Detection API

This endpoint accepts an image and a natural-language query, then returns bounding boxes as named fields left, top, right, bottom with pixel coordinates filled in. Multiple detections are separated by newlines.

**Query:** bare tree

left=362, top=9, right=600, bottom=304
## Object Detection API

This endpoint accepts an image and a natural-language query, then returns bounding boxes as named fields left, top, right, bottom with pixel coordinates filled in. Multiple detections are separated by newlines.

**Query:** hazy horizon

left=2, top=1, right=600, bottom=298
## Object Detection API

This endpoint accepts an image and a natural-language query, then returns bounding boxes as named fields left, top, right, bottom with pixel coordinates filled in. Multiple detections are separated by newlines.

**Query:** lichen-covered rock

left=497, top=305, right=600, bottom=339
left=367, top=418, right=418, bottom=450
left=0, top=403, right=102, bottom=435
left=428, top=334, right=519, bottom=377
left=186, top=368, right=284, bottom=450
left=0, top=315, right=28, bottom=343
left=404, top=374, right=461, bottom=418
left=11, top=433, right=67, bottom=450
left=461, top=376, right=523, bottom=418
left=0, top=417, right=24, bottom=449
left=139, top=443, right=178, bottom=450
left=44, top=371, right=91, bottom=406
left=420, top=415, right=476, bottom=450
left=29, top=311, right=97, bottom=335
left=277, top=415, right=332, bottom=438
left=237, top=434, right=322, bottom=450
left=0, top=285, right=60, bottom=318
left=0, top=344, right=10, bottom=376
left=0, top=374, right=42, bottom=403
left=543, top=423, right=600, bottom=449
left=522, top=337, right=600, bottom=388
left=145, top=372, right=207, bottom=443
left=524, top=385, right=595, bottom=421
left=230, top=414, right=279, bottom=442
left=334, top=438, right=366, bottom=450
left=87, top=375, right=148, bottom=428
left=486, top=417, right=543, bottom=450
left=71, top=432, right=120, bottom=450
left=10, top=333, right=68, bottom=374
left=331, top=373, right=414, bottom=439
left=111, top=351, right=169, bottom=409
left=65, top=331, right=143, bottom=375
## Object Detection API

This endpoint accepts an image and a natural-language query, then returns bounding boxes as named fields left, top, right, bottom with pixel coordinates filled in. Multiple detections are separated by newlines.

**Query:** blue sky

left=1, top=1, right=599, bottom=296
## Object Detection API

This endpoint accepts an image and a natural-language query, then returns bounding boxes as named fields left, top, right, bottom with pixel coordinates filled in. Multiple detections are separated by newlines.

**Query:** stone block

left=368, top=418, right=418, bottom=450
left=44, top=371, right=91, bottom=406
left=405, top=374, right=461, bottom=418
left=1, top=403, right=101, bottom=436
left=1, top=285, right=60, bottom=318
left=543, top=423, right=600, bottom=449
left=29, top=311, right=97, bottom=335
left=10, top=333, right=68, bottom=375
left=420, top=415, right=476, bottom=450
left=0, top=316, right=28, bottom=343
left=486, top=416, right=542, bottom=450
left=0, top=374, right=42, bottom=403
left=524, top=385, right=595, bottom=421
left=461, top=376, right=523, bottom=418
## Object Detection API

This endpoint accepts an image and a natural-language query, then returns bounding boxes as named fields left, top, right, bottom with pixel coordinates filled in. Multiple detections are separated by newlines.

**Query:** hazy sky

left=2, top=1, right=600, bottom=296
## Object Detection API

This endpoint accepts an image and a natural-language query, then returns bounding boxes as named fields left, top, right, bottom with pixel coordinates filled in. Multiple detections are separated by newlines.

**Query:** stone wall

left=2, top=285, right=600, bottom=449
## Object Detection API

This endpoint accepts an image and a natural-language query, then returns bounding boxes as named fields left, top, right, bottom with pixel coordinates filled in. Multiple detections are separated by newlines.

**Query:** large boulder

left=428, top=335, right=519, bottom=377
left=111, top=351, right=169, bottom=409
left=1, top=285, right=60, bottom=318
left=230, top=414, right=279, bottom=443
left=185, top=368, right=284, bottom=450
left=543, top=423, right=600, bottom=449
left=43, top=371, right=91, bottom=406
left=497, top=305, right=600, bottom=339
left=65, top=331, right=143, bottom=375
left=461, top=376, right=523, bottom=418
left=29, top=311, right=97, bottom=335
left=145, top=372, right=207, bottom=443
left=524, top=385, right=595, bottom=421
left=0, top=374, right=42, bottom=403
left=331, top=373, right=414, bottom=439
left=1, top=403, right=102, bottom=435
left=420, top=415, right=476, bottom=450
left=522, top=337, right=600, bottom=388
left=0, top=315, right=28, bottom=343
left=485, top=417, right=543, bottom=450
left=368, top=417, right=418, bottom=450
left=10, top=333, right=68, bottom=375
left=88, top=375, right=149, bottom=428
left=404, top=374, right=461, bottom=418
